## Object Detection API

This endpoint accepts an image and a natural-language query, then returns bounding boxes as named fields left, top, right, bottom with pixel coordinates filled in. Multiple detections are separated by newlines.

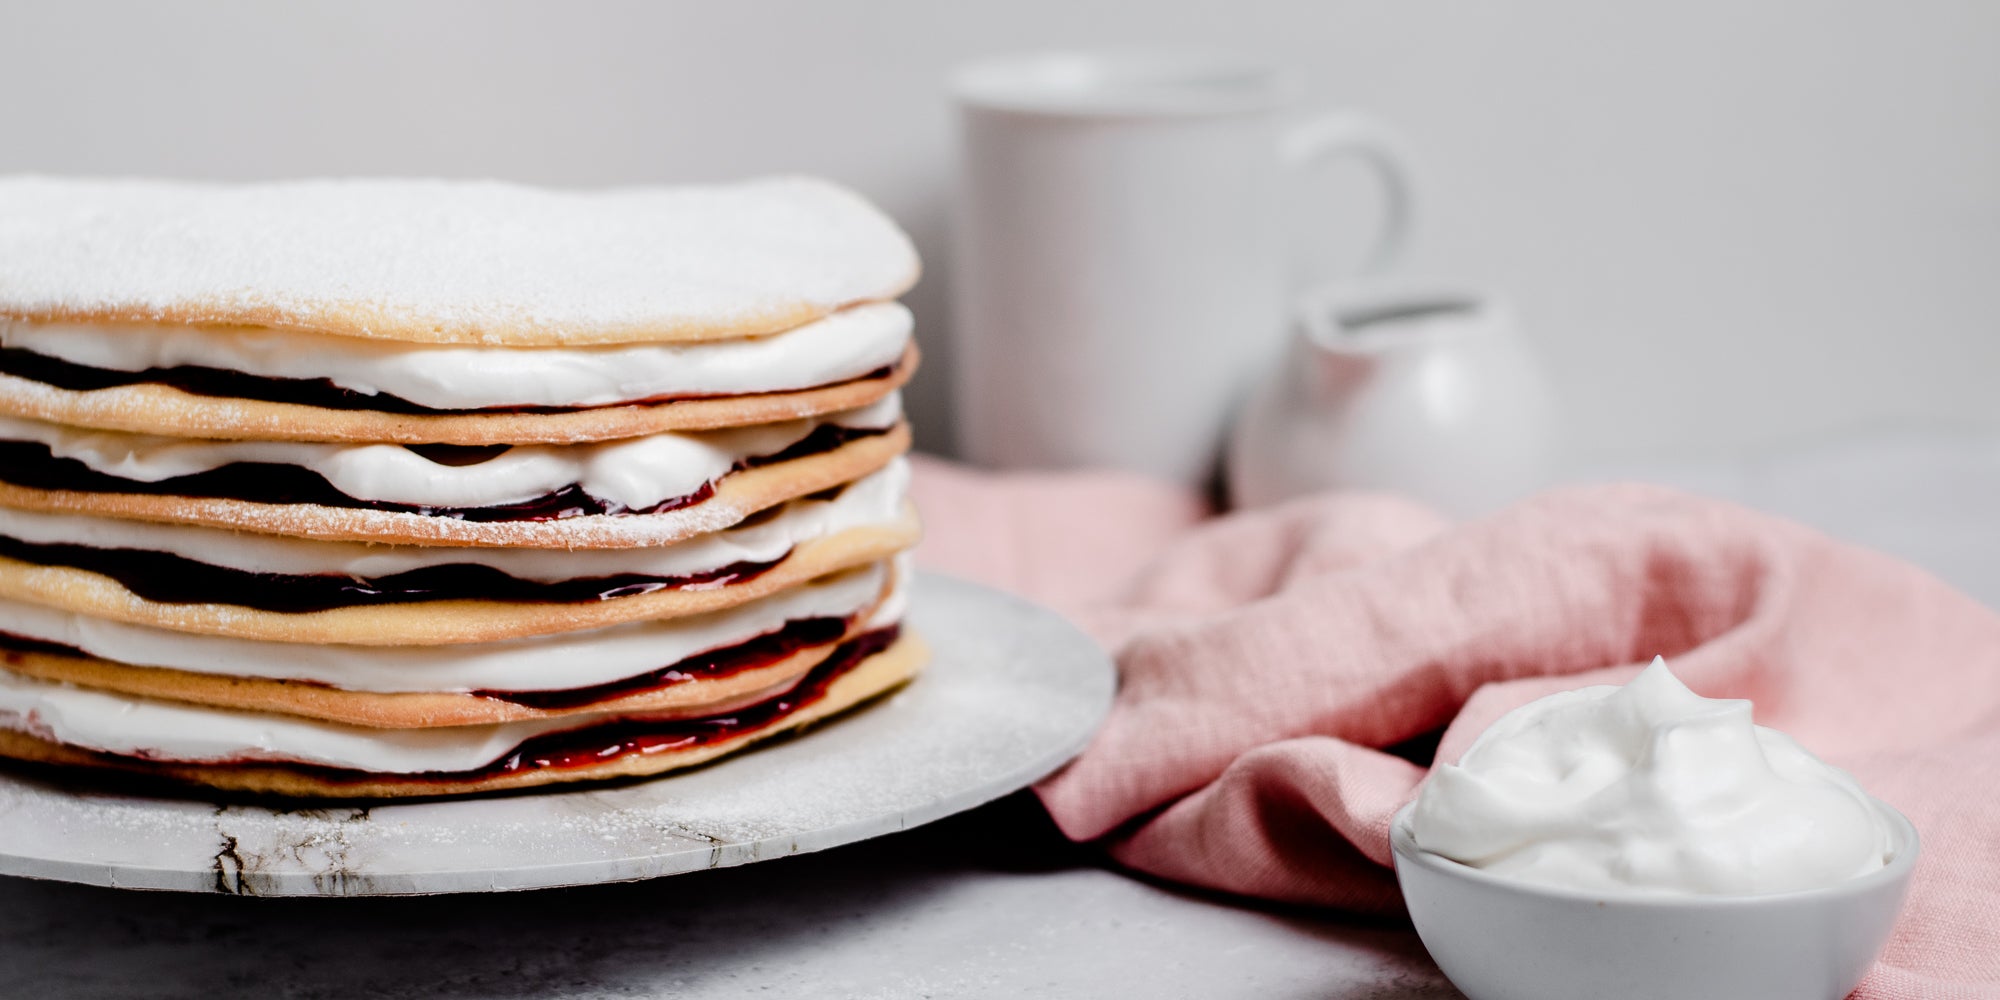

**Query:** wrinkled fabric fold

left=908, top=454, right=2000, bottom=998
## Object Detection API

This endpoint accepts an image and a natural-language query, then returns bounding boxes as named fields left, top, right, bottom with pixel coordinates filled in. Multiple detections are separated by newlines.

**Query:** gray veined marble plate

left=0, top=573, right=1114, bottom=897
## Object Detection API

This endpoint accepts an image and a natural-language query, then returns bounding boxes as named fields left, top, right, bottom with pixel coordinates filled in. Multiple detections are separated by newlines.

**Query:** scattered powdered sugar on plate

left=0, top=175, right=919, bottom=346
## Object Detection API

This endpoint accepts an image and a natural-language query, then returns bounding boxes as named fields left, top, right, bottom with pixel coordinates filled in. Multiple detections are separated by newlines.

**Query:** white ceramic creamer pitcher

left=1227, top=282, right=1557, bottom=517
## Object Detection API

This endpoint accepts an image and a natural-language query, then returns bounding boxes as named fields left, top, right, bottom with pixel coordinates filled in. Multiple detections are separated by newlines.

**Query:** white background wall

left=2, top=0, right=1995, bottom=468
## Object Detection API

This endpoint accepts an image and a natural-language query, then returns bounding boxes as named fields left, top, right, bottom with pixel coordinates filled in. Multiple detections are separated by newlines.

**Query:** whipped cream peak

left=1408, top=656, right=1896, bottom=896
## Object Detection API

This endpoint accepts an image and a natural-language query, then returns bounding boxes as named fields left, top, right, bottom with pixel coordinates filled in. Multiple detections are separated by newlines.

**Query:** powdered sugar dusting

left=0, top=176, right=919, bottom=346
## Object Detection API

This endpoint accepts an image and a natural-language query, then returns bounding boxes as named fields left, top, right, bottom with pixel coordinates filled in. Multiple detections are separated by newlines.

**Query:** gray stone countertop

left=0, top=794, right=1451, bottom=999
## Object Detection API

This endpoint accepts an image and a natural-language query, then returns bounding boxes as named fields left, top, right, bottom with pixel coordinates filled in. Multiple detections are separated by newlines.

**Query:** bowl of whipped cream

left=1391, top=657, right=1918, bottom=1000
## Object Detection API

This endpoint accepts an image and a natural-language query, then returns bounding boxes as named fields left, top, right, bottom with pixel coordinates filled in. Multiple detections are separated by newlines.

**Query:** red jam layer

left=0, top=346, right=896, bottom=415
left=472, top=626, right=898, bottom=779
left=0, top=532, right=782, bottom=612
left=219, top=626, right=901, bottom=788
left=0, top=633, right=85, bottom=659
left=0, top=423, right=884, bottom=523
left=474, top=616, right=851, bottom=709
left=0, top=615, right=852, bottom=709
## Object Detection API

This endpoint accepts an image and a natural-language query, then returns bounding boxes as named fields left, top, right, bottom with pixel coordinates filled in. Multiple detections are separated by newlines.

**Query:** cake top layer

left=0, top=175, right=919, bottom=346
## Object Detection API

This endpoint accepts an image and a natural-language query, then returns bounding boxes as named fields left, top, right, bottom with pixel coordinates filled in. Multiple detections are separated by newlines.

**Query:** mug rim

left=952, top=49, right=1298, bottom=118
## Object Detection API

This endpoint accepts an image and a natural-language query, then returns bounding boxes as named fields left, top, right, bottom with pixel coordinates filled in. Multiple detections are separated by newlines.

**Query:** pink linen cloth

left=907, top=454, right=2000, bottom=999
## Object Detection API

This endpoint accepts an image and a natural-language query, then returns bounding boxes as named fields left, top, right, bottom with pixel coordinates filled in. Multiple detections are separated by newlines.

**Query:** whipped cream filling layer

left=0, top=394, right=899, bottom=510
left=0, top=302, right=912, bottom=410
left=0, top=563, right=893, bottom=694
left=0, top=669, right=594, bottom=774
left=0, top=459, right=907, bottom=582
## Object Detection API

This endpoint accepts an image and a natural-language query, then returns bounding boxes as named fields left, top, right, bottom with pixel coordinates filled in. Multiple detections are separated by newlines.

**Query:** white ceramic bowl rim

left=952, top=49, right=1299, bottom=118
left=1389, top=798, right=1920, bottom=908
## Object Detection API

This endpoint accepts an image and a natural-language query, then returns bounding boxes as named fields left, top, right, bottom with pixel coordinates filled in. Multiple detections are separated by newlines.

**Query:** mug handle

left=1279, top=113, right=1417, bottom=276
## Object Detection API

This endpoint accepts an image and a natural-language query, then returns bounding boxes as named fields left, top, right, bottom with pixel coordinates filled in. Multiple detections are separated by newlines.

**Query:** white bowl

left=1390, top=800, right=1919, bottom=1000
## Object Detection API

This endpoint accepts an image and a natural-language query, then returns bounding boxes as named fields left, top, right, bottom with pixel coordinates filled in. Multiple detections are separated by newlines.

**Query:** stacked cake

left=0, top=176, right=925, bottom=797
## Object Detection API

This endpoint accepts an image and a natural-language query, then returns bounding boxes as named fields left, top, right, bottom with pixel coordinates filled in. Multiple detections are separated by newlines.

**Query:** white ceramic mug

left=950, top=50, right=1417, bottom=486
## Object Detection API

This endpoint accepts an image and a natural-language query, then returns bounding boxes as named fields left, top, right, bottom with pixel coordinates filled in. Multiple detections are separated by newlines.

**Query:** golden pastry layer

left=0, top=421, right=909, bottom=548
left=0, top=344, right=915, bottom=446
left=0, top=507, right=916, bottom=645
left=0, top=632, right=926, bottom=799
left=0, top=639, right=837, bottom=729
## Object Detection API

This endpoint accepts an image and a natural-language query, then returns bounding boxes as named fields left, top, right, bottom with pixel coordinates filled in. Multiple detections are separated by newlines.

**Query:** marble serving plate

left=0, top=573, right=1113, bottom=897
